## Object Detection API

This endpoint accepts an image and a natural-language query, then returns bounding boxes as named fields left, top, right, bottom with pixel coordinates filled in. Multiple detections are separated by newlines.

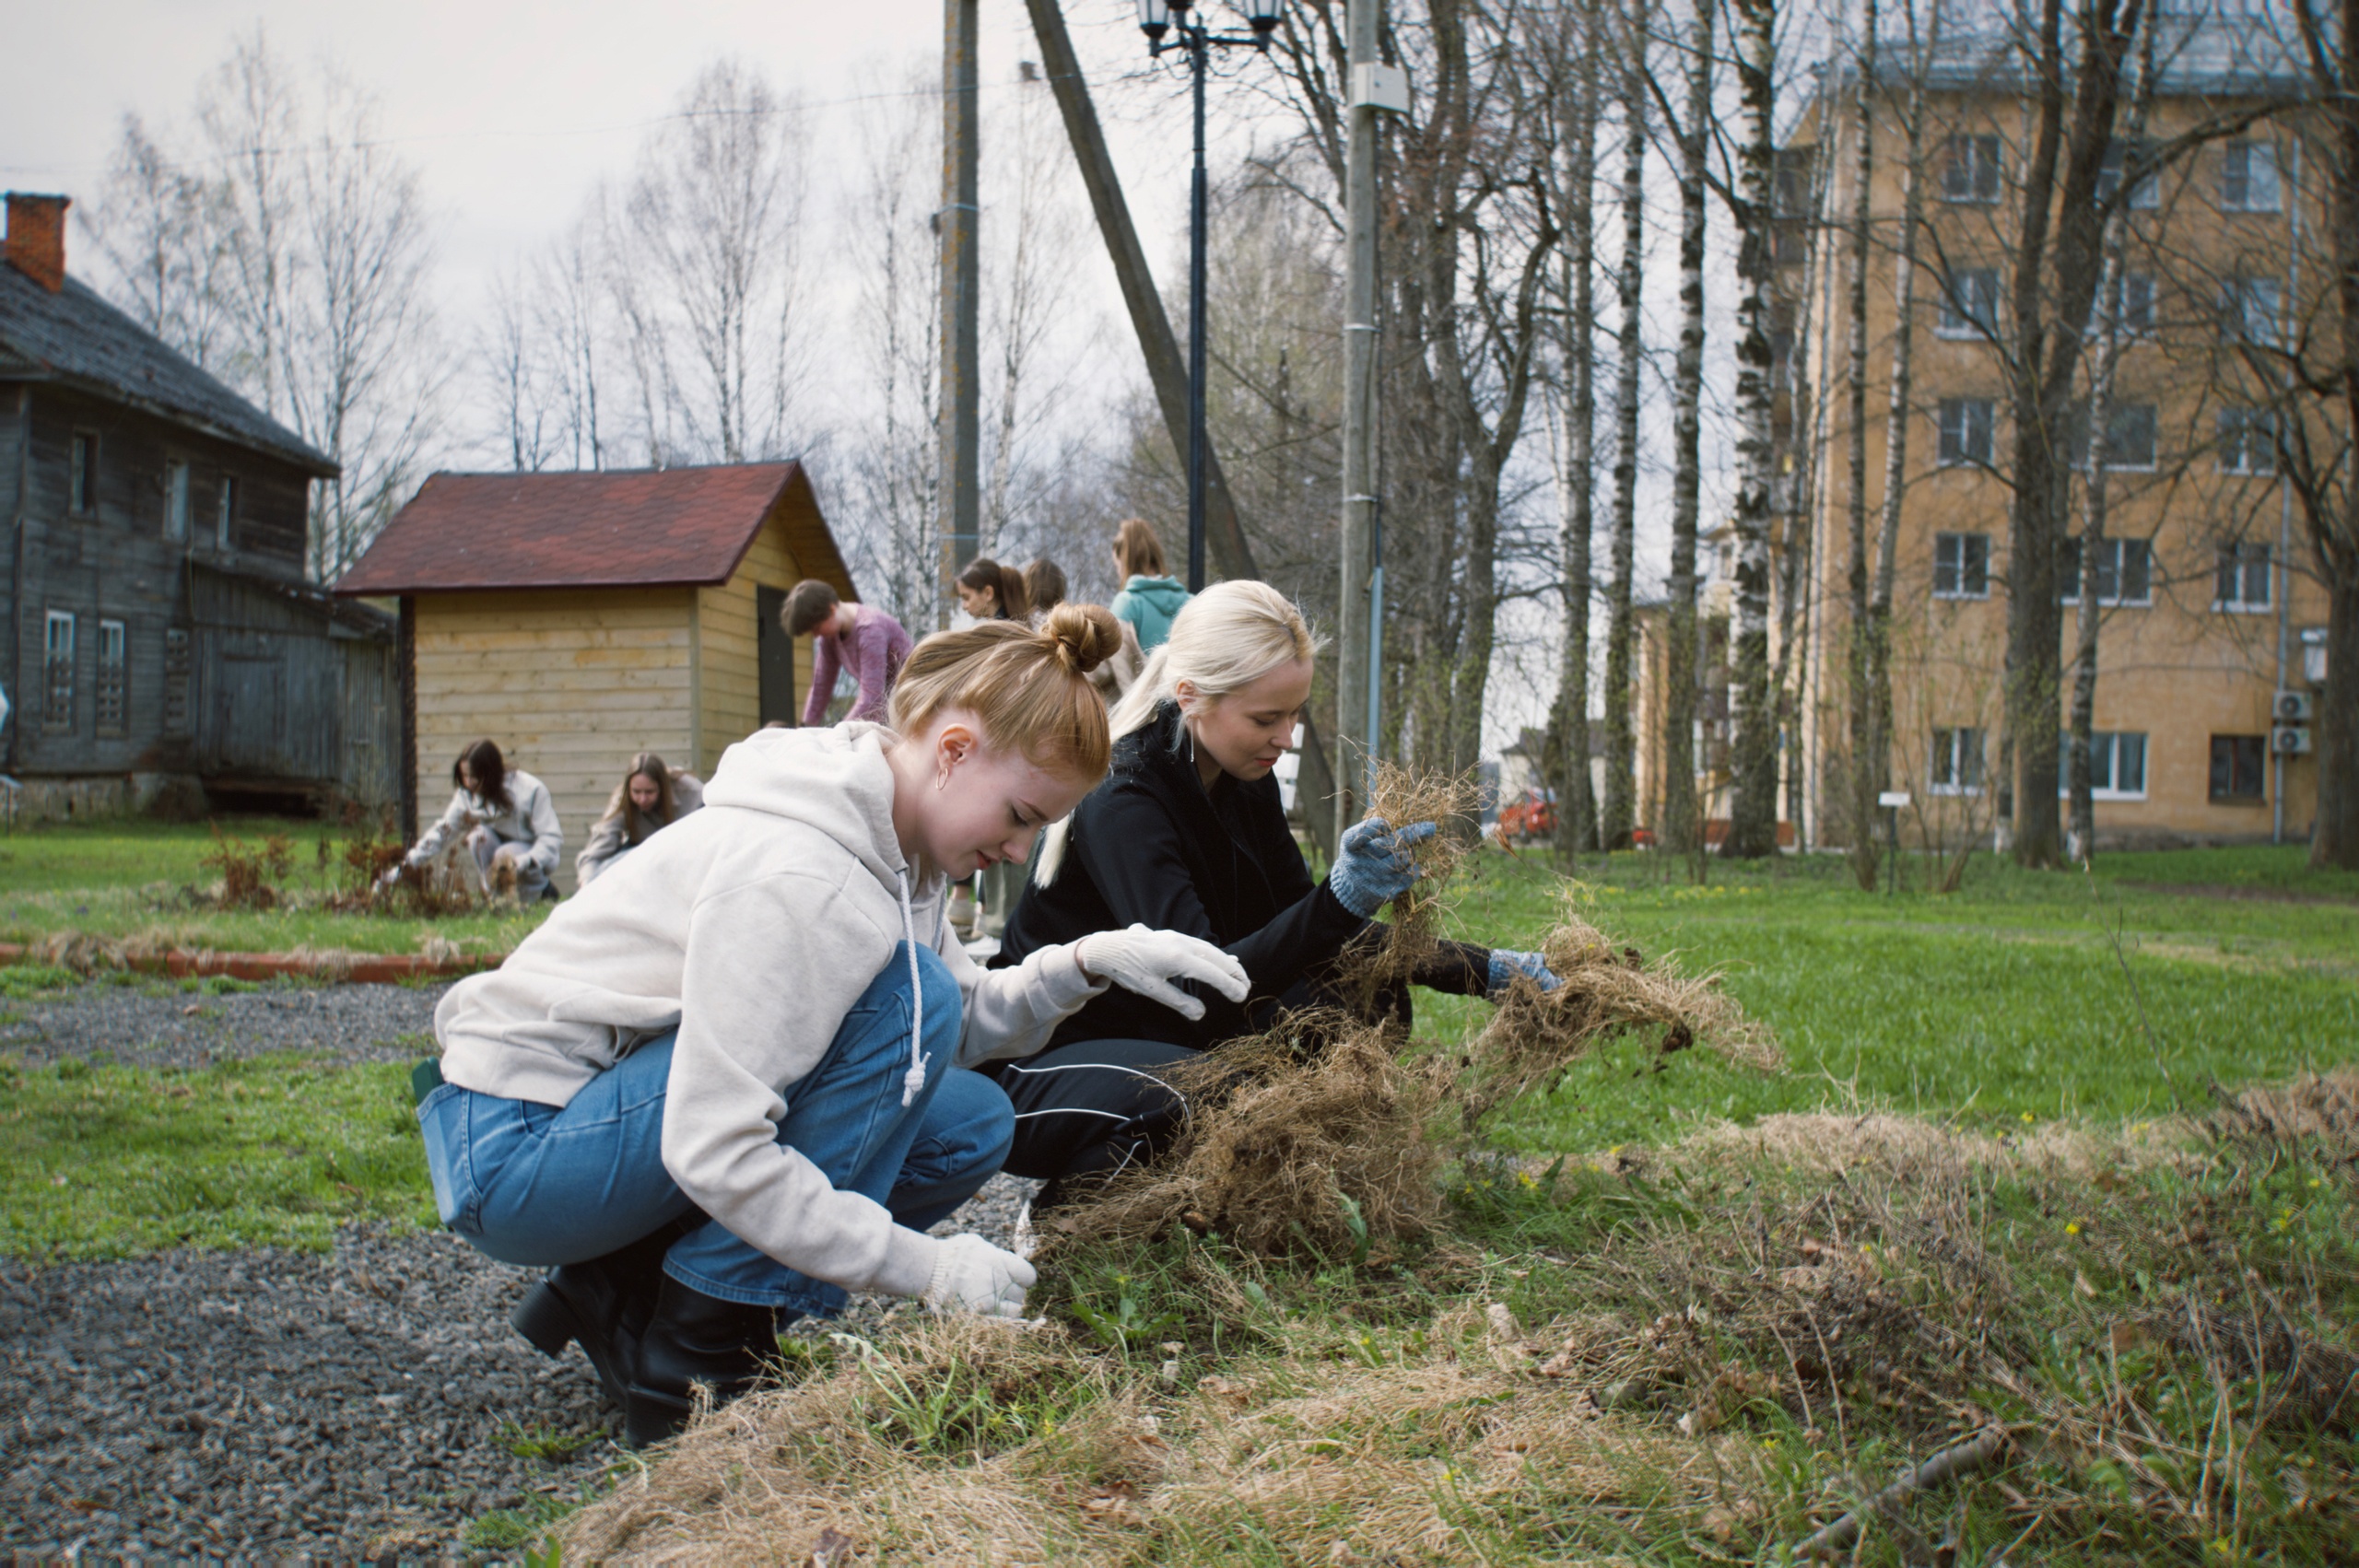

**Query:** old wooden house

left=332, top=462, right=856, bottom=890
left=0, top=192, right=399, bottom=820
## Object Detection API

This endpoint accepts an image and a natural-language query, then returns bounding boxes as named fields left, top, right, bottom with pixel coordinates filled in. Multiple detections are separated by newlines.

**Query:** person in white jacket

left=575, top=752, right=703, bottom=885
left=415, top=605, right=1248, bottom=1446
left=402, top=740, right=563, bottom=902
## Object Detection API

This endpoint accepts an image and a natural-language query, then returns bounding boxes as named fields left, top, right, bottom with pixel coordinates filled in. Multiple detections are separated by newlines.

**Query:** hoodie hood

left=702, top=720, right=926, bottom=901
left=1122, top=575, right=1191, bottom=611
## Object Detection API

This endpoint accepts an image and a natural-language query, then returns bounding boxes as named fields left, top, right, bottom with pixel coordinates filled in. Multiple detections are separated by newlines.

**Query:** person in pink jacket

left=784, top=580, right=913, bottom=726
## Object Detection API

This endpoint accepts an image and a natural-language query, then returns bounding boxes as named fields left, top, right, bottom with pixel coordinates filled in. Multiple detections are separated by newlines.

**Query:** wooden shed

left=332, top=462, right=855, bottom=889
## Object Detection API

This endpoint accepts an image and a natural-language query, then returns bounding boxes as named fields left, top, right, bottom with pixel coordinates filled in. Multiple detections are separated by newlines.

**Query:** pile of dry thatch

left=1045, top=771, right=1781, bottom=1258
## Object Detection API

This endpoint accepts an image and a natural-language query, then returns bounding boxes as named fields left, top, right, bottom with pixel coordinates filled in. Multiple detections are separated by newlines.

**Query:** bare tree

left=1600, top=0, right=1652, bottom=849
left=87, top=115, right=237, bottom=374
left=1546, top=0, right=1604, bottom=859
left=621, top=59, right=813, bottom=466
left=1660, top=0, right=1715, bottom=857
left=1840, top=0, right=1883, bottom=888
left=1725, top=0, right=1782, bottom=857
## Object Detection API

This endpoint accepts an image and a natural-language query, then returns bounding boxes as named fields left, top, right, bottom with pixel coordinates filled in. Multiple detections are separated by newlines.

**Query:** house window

left=95, top=619, right=127, bottom=736
left=70, top=432, right=99, bottom=516
left=1774, top=147, right=1814, bottom=217
left=2073, top=402, right=2156, bottom=470
left=1938, top=268, right=2001, bottom=339
left=216, top=476, right=237, bottom=549
left=1933, top=532, right=1991, bottom=599
left=2096, top=137, right=2160, bottom=209
left=1942, top=134, right=2003, bottom=203
left=163, top=628, right=193, bottom=736
left=2116, top=273, right=2156, bottom=337
left=2216, top=542, right=2271, bottom=611
left=2210, top=734, right=2266, bottom=802
left=42, top=610, right=76, bottom=731
left=2222, top=276, right=2283, bottom=348
left=2060, top=731, right=2148, bottom=799
left=164, top=459, right=192, bottom=543
left=2221, top=141, right=2283, bottom=213
left=1931, top=727, right=1985, bottom=793
left=1938, top=398, right=1995, bottom=466
left=2217, top=407, right=2278, bottom=474
left=2060, top=537, right=2154, bottom=605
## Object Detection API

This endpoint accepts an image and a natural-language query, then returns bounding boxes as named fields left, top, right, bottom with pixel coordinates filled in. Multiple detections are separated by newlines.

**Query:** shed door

left=757, top=585, right=796, bottom=727
left=212, top=655, right=288, bottom=774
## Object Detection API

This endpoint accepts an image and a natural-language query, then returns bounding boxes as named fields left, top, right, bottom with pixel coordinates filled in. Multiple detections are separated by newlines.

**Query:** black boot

left=623, top=1275, right=781, bottom=1448
left=511, top=1213, right=700, bottom=1405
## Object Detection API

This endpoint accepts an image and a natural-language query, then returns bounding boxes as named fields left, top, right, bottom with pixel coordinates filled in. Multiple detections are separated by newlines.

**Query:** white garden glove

left=922, top=1233, right=1038, bottom=1317
left=1074, top=924, right=1250, bottom=1021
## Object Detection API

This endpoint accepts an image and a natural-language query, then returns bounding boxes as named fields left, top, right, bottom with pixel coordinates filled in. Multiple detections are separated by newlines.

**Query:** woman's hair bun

left=1040, top=602, right=1121, bottom=676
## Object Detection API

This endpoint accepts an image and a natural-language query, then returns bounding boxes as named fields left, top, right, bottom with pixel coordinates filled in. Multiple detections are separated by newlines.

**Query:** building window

left=95, top=618, right=127, bottom=736
left=1933, top=532, right=1991, bottom=599
left=2060, top=731, right=2148, bottom=799
left=164, top=459, right=192, bottom=542
left=1931, top=727, right=1985, bottom=793
left=2221, top=140, right=2283, bottom=213
left=2217, top=408, right=2278, bottom=475
left=2222, top=276, right=2283, bottom=348
left=70, top=432, right=99, bottom=516
left=2115, top=273, right=2156, bottom=337
left=163, top=628, right=193, bottom=736
left=2210, top=734, right=2266, bottom=802
left=1774, top=147, right=1814, bottom=218
left=2060, top=537, right=2154, bottom=605
left=2215, top=542, right=2271, bottom=611
left=42, top=610, right=76, bottom=731
left=1937, top=268, right=2001, bottom=339
left=216, top=475, right=237, bottom=549
left=1938, top=398, right=1996, bottom=466
left=2096, top=137, right=2160, bottom=209
left=1942, top=134, right=2002, bottom=204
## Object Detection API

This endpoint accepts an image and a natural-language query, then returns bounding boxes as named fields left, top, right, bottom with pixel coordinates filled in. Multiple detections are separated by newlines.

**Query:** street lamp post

left=1137, top=0, right=1281, bottom=592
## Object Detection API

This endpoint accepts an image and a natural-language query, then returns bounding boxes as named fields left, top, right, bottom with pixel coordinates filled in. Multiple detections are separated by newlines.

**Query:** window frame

left=42, top=608, right=76, bottom=732
left=1932, top=531, right=1992, bottom=600
left=215, top=474, right=237, bottom=550
left=2100, top=403, right=2159, bottom=471
left=2060, top=731, right=2150, bottom=801
left=2060, top=536, right=2155, bottom=607
left=2209, top=733, right=2267, bottom=802
left=2221, top=275, right=2283, bottom=349
left=2214, top=541, right=2272, bottom=612
left=1930, top=726, right=1986, bottom=795
left=1936, top=268, right=2002, bottom=341
left=2096, top=137, right=2161, bottom=210
left=2221, top=140, right=2283, bottom=214
left=69, top=431, right=100, bottom=518
left=1942, top=134, right=2003, bottom=204
left=2116, top=272, right=2157, bottom=338
left=1937, top=397, right=1997, bottom=467
left=164, top=458, right=192, bottom=543
left=2217, top=407, right=2279, bottom=475
left=163, top=627, right=193, bottom=737
left=94, top=617, right=128, bottom=737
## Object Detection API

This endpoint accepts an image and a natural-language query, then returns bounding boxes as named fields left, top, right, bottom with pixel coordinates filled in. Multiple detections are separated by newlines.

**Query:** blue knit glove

left=1487, top=949, right=1560, bottom=998
left=1328, top=817, right=1437, bottom=918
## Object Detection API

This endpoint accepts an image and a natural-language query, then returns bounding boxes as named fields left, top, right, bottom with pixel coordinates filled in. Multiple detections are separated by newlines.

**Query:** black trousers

left=984, top=964, right=1444, bottom=1205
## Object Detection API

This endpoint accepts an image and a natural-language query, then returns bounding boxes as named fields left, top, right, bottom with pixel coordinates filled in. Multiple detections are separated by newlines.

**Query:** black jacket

left=992, top=701, right=1487, bottom=1051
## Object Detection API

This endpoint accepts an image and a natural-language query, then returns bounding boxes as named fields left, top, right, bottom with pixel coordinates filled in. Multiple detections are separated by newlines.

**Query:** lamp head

left=1241, top=0, right=1284, bottom=34
left=1138, top=0, right=1172, bottom=41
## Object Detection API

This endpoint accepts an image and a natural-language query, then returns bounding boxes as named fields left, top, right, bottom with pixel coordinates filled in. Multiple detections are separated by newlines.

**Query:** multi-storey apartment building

left=1770, top=8, right=2326, bottom=851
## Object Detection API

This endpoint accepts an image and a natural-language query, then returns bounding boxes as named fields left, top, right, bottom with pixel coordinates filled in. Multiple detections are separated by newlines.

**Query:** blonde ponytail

left=889, top=603, right=1122, bottom=777
left=1034, top=580, right=1320, bottom=887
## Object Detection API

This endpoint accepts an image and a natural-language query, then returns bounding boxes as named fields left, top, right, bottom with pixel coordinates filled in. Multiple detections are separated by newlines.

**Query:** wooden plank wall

left=694, top=509, right=810, bottom=774
left=412, top=589, right=696, bottom=893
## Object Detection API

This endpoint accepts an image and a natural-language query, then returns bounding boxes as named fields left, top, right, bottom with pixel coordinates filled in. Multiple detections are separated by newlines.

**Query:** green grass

left=0, top=1051, right=435, bottom=1258
left=1424, top=844, right=2359, bottom=1153
left=0, top=814, right=548, bottom=957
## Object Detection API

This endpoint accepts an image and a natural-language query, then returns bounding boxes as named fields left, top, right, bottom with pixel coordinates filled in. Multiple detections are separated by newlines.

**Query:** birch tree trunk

left=1842, top=0, right=1881, bottom=888
left=1601, top=0, right=1650, bottom=850
left=1661, top=0, right=1714, bottom=857
left=1552, top=0, right=1603, bottom=857
left=1726, top=0, right=1782, bottom=858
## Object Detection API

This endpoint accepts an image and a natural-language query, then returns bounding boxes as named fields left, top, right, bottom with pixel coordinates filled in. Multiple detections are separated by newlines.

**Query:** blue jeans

left=416, top=942, right=1012, bottom=1316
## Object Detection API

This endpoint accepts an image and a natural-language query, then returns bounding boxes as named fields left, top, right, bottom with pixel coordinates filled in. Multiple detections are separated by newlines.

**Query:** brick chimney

left=5, top=193, right=71, bottom=292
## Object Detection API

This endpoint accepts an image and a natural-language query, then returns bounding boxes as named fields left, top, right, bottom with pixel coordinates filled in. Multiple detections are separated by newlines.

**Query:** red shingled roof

left=333, top=462, right=844, bottom=595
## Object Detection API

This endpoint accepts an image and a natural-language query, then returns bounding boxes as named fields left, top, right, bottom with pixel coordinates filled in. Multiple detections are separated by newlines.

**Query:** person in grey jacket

left=576, top=753, right=704, bottom=886
left=416, top=608, right=1249, bottom=1445
left=404, top=740, right=562, bottom=902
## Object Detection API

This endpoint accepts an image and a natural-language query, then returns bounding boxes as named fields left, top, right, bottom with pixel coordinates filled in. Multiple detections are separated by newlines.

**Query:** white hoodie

left=432, top=722, right=1109, bottom=1300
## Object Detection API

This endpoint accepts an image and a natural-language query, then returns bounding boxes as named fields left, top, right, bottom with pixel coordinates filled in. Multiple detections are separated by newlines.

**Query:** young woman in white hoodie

left=416, top=606, right=1247, bottom=1445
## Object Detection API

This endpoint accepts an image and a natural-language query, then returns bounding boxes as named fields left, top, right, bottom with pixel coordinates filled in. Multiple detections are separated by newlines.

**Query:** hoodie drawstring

left=896, top=871, right=931, bottom=1107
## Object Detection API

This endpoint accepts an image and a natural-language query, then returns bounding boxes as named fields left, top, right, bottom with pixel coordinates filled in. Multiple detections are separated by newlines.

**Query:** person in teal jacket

left=1108, top=517, right=1192, bottom=651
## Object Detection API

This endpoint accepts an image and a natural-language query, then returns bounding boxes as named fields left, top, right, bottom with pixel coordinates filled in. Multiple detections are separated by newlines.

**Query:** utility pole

left=939, top=0, right=981, bottom=627
left=1337, top=0, right=1403, bottom=844
left=1023, top=0, right=1339, bottom=853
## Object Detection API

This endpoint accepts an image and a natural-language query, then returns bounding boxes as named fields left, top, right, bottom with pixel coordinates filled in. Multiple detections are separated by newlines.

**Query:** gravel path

left=0, top=978, right=447, bottom=1070
left=0, top=975, right=1039, bottom=1560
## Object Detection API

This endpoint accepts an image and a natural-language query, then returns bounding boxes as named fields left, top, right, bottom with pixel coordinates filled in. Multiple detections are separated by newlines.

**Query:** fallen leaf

left=809, top=1526, right=857, bottom=1567
left=2074, top=1270, right=2098, bottom=1299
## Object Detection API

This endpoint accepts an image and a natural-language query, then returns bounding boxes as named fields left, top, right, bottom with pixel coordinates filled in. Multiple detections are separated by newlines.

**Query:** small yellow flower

left=2309, top=1177, right=2323, bottom=1188
left=2021, top=1112, right=2036, bottom=1125
left=1518, top=1171, right=1538, bottom=1188
left=2065, top=1222, right=2081, bottom=1235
